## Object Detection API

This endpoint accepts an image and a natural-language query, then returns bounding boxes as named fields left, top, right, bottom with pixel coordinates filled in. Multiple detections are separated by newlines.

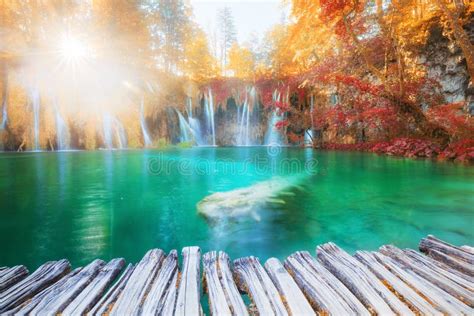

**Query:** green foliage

left=154, top=137, right=170, bottom=149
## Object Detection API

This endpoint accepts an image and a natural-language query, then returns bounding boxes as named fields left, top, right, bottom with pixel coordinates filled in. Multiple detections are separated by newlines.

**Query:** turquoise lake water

left=0, top=147, right=473, bottom=270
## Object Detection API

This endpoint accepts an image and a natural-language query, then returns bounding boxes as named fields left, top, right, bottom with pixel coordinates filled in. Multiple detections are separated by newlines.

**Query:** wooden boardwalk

left=0, top=235, right=472, bottom=315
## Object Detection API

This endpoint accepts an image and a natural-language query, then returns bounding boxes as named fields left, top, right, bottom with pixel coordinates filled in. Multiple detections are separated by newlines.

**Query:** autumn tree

left=227, top=43, right=255, bottom=79
left=182, top=27, right=219, bottom=81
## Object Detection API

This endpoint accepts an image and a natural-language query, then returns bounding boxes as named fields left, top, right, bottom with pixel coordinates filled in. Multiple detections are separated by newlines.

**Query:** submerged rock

left=197, top=176, right=304, bottom=222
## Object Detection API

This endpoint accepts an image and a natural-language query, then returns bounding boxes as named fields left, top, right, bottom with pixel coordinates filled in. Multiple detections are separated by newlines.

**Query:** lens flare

left=59, top=35, right=89, bottom=63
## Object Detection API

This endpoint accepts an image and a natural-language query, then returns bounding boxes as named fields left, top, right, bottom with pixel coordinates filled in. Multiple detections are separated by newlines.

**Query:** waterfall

left=31, top=89, right=40, bottom=151
left=140, top=98, right=152, bottom=147
left=204, top=88, right=216, bottom=146
left=0, top=96, right=7, bottom=130
left=264, top=89, right=284, bottom=146
left=54, top=101, right=70, bottom=150
left=185, top=97, right=204, bottom=145
left=306, top=94, right=314, bottom=146
left=103, top=114, right=113, bottom=149
left=176, top=109, right=193, bottom=143
left=237, top=87, right=251, bottom=146
left=304, top=129, right=313, bottom=146
left=103, top=114, right=127, bottom=149
left=186, top=97, right=193, bottom=118
left=115, top=119, right=127, bottom=149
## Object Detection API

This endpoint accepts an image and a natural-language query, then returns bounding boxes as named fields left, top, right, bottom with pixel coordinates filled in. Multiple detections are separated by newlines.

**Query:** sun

left=58, top=34, right=90, bottom=64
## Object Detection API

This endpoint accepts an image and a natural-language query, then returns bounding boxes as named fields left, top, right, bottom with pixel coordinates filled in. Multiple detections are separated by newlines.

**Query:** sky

left=189, top=0, right=289, bottom=44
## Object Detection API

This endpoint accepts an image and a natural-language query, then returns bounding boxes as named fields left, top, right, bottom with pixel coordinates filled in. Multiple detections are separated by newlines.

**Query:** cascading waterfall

left=204, top=88, right=216, bottom=146
left=264, top=89, right=284, bottom=146
left=176, top=109, right=193, bottom=143
left=237, top=87, right=251, bottom=146
left=115, top=119, right=127, bottom=149
left=103, top=114, right=127, bottom=149
left=103, top=114, right=113, bottom=149
left=305, top=94, right=314, bottom=146
left=31, top=89, right=41, bottom=151
left=140, top=98, right=152, bottom=147
left=0, top=93, right=7, bottom=130
left=186, top=98, right=204, bottom=145
left=54, top=101, right=70, bottom=150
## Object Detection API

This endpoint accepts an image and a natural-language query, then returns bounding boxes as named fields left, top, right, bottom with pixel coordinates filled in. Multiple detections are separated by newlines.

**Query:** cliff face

left=420, top=15, right=474, bottom=112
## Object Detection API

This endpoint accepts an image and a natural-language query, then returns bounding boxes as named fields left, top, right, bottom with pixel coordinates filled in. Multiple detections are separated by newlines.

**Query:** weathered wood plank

left=14, top=268, right=82, bottom=315
left=141, top=250, right=178, bottom=315
left=380, top=245, right=473, bottom=306
left=217, top=252, right=248, bottom=316
left=420, top=235, right=474, bottom=265
left=160, top=269, right=178, bottom=315
left=460, top=245, right=474, bottom=255
left=28, top=259, right=105, bottom=315
left=355, top=251, right=442, bottom=315
left=0, top=260, right=71, bottom=313
left=87, top=263, right=135, bottom=316
left=403, top=248, right=474, bottom=289
left=110, top=249, right=164, bottom=315
left=0, top=266, right=28, bottom=293
left=175, top=246, right=202, bottom=316
left=317, top=243, right=413, bottom=315
left=203, top=251, right=232, bottom=316
left=62, top=258, right=125, bottom=315
left=234, top=256, right=288, bottom=316
left=373, top=251, right=472, bottom=315
left=265, top=257, right=315, bottom=316
left=421, top=248, right=473, bottom=277
left=285, top=251, right=369, bottom=315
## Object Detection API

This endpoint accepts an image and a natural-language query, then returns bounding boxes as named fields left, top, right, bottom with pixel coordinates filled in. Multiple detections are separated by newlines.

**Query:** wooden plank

left=264, top=257, right=315, bottom=316
left=87, top=263, right=135, bottom=316
left=373, top=251, right=472, bottom=315
left=14, top=268, right=82, bottom=315
left=420, top=235, right=474, bottom=265
left=62, top=258, right=125, bottom=315
left=175, top=246, right=202, bottom=316
left=460, top=245, right=474, bottom=255
left=0, top=259, right=71, bottom=313
left=217, top=252, right=248, bottom=316
left=421, top=248, right=473, bottom=277
left=380, top=245, right=473, bottom=306
left=203, top=251, right=232, bottom=316
left=28, top=259, right=105, bottom=315
left=317, top=243, right=413, bottom=315
left=160, top=269, right=179, bottom=315
left=234, top=256, right=288, bottom=316
left=110, top=249, right=164, bottom=315
left=141, top=250, right=178, bottom=315
left=403, top=249, right=474, bottom=289
left=0, top=266, right=28, bottom=293
left=285, top=251, right=368, bottom=315
left=203, top=251, right=248, bottom=316
left=355, top=251, right=442, bottom=315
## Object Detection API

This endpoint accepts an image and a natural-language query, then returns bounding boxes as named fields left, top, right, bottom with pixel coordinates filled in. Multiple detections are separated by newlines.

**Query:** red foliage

left=333, top=74, right=383, bottom=95
left=438, top=139, right=474, bottom=163
left=323, top=138, right=443, bottom=159
left=427, top=103, right=474, bottom=139
left=275, top=120, right=289, bottom=129
left=370, top=138, right=441, bottom=158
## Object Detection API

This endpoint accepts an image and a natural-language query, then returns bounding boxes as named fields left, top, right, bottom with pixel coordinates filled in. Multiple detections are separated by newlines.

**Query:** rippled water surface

left=0, top=147, right=473, bottom=269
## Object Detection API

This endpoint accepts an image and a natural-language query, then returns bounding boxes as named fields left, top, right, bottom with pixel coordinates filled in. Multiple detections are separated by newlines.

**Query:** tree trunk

left=342, top=13, right=451, bottom=144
